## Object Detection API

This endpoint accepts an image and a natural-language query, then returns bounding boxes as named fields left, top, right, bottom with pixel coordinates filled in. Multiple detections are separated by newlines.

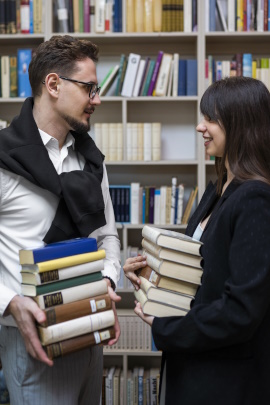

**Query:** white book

left=166, top=59, right=174, bottom=96
left=131, top=182, right=140, bottom=224
left=133, top=59, right=146, bottom=96
left=121, top=53, right=141, bottom=97
left=105, top=1, right=113, bottom=32
left=21, top=259, right=104, bottom=285
left=34, top=279, right=108, bottom=310
left=222, top=60, right=230, bottom=79
left=116, top=123, right=123, bottom=161
left=176, top=183, right=185, bottom=224
left=227, top=0, right=235, bottom=32
left=126, top=123, right=132, bottom=161
left=109, top=123, right=117, bottom=161
left=143, top=123, right=152, bottom=161
left=137, top=123, right=144, bottom=160
left=131, top=122, right=138, bottom=160
left=172, top=53, right=179, bottom=97
left=216, top=0, right=228, bottom=31
left=170, top=177, right=177, bottom=224
left=101, top=123, right=109, bottom=160
left=184, top=0, right=192, bottom=32
left=93, top=123, right=102, bottom=151
left=151, top=122, right=161, bottom=161
left=257, top=0, right=264, bottom=32
left=95, top=0, right=105, bottom=33
left=160, top=186, right=167, bottom=224
left=99, top=65, right=120, bottom=96
left=155, top=53, right=173, bottom=96
left=1, top=56, right=10, bottom=98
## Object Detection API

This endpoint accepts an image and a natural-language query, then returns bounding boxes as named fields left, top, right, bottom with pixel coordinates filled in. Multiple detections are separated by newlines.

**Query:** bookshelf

left=1, top=0, right=270, bottom=403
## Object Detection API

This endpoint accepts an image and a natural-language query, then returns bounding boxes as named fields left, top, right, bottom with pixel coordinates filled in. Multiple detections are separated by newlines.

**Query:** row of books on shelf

left=54, top=0, right=122, bottom=34
left=101, top=366, right=160, bottom=405
left=126, top=0, right=197, bottom=33
left=207, top=0, right=270, bottom=32
left=19, top=237, right=116, bottom=360
left=206, top=54, right=270, bottom=90
left=100, top=52, right=198, bottom=98
left=104, top=311, right=154, bottom=351
left=0, top=0, right=42, bottom=34
left=0, top=50, right=32, bottom=98
left=110, top=181, right=198, bottom=226
left=94, top=122, right=161, bottom=162
left=134, top=225, right=202, bottom=318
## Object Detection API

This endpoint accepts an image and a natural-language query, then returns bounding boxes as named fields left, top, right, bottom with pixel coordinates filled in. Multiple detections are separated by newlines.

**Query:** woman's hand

left=123, top=255, right=147, bottom=290
left=134, top=301, right=154, bottom=327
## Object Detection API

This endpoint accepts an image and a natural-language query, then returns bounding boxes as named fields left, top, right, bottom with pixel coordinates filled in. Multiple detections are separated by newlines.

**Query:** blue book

left=19, top=237, right=98, bottom=264
left=142, top=188, right=146, bottom=223
left=186, top=59, right=197, bottom=96
left=113, top=0, right=122, bottom=32
left=242, top=53, right=252, bottom=78
left=178, top=59, right=187, bottom=96
left=110, top=185, right=131, bottom=223
left=17, top=49, right=32, bottom=97
left=138, top=368, right=144, bottom=405
left=216, top=60, right=223, bottom=81
left=29, top=0, right=34, bottom=33
left=209, top=0, right=216, bottom=31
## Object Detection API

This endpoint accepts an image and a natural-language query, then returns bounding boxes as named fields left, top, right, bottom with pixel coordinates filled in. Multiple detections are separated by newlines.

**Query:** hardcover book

left=19, top=237, right=98, bottom=264
left=142, top=225, right=202, bottom=256
left=40, top=293, right=112, bottom=327
left=38, top=308, right=115, bottom=345
left=21, top=271, right=103, bottom=297
left=17, top=49, right=32, bottom=97
left=44, top=326, right=115, bottom=360
left=138, top=265, right=199, bottom=296
left=33, top=278, right=108, bottom=309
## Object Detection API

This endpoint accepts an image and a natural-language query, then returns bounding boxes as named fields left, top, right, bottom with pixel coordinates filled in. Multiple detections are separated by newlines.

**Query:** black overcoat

left=152, top=179, right=270, bottom=405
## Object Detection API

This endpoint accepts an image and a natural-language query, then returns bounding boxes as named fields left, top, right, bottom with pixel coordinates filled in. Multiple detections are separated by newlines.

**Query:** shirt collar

left=38, top=129, right=76, bottom=150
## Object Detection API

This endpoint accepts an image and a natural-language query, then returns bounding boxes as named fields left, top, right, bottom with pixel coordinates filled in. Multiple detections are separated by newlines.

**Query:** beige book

left=144, top=0, right=153, bottom=32
left=165, top=186, right=172, bottom=224
left=143, top=250, right=203, bottom=285
left=101, top=123, right=109, bottom=160
left=109, top=123, right=118, bottom=161
left=151, top=122, right=161, bottom=161
left=95, top=0, right=106, bottom=33
left=142, top=238, right=202, bottom=268
left=1, top=56, right=10, bottom=98
left=38, top=309, right=115, bottom=345
left=131, top=122, right=138, bottom=161
left=73, top=0, right=80, bottom=32
left=94, top=123, right=102, bottom=151
left=116, top=123, right=123, bottom=161
left=155, top=53, right=173, bottom=96
left=153, top=0, right=162, bottom=31
left=126, top=0, right=135, bottom=32
left=33, top=0, right=42, bottom=33
left=137, top=123, right=144, bottom=160
left=135, top=0, right=144, bottom=31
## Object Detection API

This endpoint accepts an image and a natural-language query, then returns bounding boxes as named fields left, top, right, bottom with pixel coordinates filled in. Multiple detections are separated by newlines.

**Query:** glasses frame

left=42, top=75, right=101, bottom=100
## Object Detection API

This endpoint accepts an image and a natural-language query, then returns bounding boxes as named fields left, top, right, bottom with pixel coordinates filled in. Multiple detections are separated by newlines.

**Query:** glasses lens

left=90, top=85, right=100, bottom=99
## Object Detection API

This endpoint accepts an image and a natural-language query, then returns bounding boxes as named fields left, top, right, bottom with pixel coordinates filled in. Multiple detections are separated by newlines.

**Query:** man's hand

left=123, top=255, right=147, bottom=290
left=103, top=279, right=121, bottom=345
left=5, top=295, right=54, bottom=367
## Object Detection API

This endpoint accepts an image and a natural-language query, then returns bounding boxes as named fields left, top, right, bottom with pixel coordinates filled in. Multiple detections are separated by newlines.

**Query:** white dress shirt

left=0, top=130, right=121, bottom=327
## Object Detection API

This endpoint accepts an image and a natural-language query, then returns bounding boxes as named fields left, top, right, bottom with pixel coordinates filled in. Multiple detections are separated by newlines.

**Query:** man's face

left=57, top=58, right=101, bottom=134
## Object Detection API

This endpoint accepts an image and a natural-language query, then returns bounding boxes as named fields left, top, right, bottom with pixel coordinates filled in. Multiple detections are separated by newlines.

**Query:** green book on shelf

left=141, top=60, right=156, bottom=96
left=21, top=271, right=103, bottom=297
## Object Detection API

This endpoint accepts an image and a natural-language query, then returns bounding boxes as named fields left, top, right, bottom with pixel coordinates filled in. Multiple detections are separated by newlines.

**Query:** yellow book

left=126, top=0, right=135, bottom=32
left=236, top=0, right=243, bottom=32
left=135, top=0, right=144, bottom=32
left=23, top=250, right=106, bottom=273
left=144, top=0, right=153, bottom=32
left=153, top=0, right=162, bottom=31
left=252, top=60, right=257, bottom=79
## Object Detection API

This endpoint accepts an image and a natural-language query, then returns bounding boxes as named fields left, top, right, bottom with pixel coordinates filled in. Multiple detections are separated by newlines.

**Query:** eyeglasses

left=42, top=76, right=101, bottom=100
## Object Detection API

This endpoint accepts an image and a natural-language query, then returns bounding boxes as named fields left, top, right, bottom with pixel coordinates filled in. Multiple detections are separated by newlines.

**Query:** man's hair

left=29, top=35, right=99, bottom=97
left=200, top=76, right=270, bottom=193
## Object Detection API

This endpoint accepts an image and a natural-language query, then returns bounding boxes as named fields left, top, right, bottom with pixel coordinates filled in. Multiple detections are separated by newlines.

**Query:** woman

left=123, top=77, right=270, bottom=404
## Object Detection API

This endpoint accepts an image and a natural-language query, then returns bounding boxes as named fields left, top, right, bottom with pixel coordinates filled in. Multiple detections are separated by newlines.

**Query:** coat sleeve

left=152, top=185, right=270, bottom=354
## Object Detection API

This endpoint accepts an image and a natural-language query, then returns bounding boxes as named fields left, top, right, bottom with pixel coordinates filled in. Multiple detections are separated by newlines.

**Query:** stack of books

left=19, top=237, right=115, bottom=360
left=134, top=225, right=203, bottom=317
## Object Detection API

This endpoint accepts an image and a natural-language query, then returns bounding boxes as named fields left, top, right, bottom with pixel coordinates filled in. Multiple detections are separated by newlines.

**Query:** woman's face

left=196, top=116, right=226, bottom=158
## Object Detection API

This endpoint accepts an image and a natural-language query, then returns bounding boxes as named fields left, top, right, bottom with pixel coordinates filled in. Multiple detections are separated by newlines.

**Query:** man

left=0, top=35, right=121, bottom=404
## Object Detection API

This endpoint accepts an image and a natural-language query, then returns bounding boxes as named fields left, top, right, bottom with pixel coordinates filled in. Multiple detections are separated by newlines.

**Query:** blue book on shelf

left=113, top=0, right=122, bottom=32
left=209, top=0, right=216, bottom=31
left=178, top=59, right=187, bottom=96
left=186, top=59, right=197, bottom=96
left=17, top=49, right=32, bottom=97
left=109, top=185, right=131, bottom=223
left=216, top=61, right=222, bottom=81
left=19, top=237, right=98, bottom=264
left=151, top=334, right=158, bottom=351
left=29, top=0, right=34, bottom=33
left=142, top=188, right=146, bottom=224
left=242, top=53, right=252, bottom=78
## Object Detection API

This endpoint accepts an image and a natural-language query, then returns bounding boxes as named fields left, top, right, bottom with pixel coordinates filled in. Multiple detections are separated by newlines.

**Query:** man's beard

left=61, top=113, right=90, bottom=134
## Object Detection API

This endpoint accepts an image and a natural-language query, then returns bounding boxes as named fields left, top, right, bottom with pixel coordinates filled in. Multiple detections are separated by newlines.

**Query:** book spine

left=147, top=51, right=164, bottom=96
left=44, top=327, right=115, bottom=360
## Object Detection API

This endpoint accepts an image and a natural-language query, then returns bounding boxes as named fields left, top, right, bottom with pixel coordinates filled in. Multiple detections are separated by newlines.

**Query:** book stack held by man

left=19, top=237, right=115, bottom=360
left=134, top=225, right=203, bottom=317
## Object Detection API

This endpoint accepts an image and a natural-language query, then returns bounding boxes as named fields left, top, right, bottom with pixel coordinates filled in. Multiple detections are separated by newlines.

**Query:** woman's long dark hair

left=200, top=76, right=270, bottom=194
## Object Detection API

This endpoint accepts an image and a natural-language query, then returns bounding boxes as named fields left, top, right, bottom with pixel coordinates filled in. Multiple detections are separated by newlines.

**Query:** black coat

left=152, top=179, right=270, bottom=405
